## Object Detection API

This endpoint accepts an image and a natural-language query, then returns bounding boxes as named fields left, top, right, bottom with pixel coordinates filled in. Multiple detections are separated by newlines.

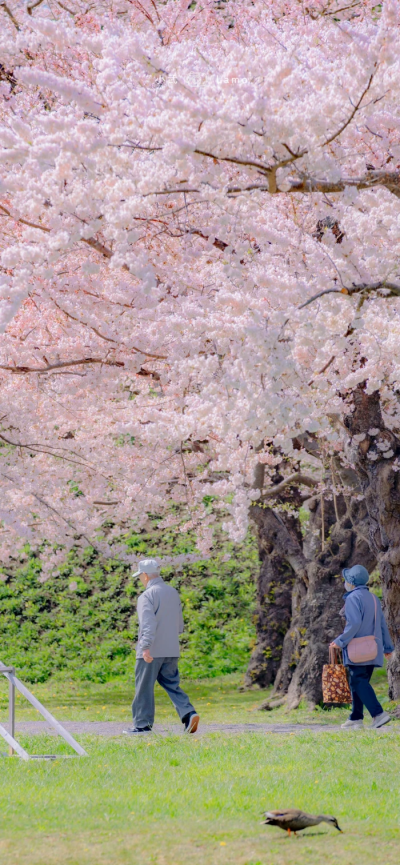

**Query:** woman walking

left=330, top=564, right=394, bottom=730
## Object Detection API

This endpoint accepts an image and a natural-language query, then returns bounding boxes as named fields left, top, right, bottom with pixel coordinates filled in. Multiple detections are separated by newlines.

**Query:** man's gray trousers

left=132, top=657, right=196, bottom=728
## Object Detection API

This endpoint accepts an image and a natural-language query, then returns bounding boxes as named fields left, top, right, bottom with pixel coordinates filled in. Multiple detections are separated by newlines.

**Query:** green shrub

left=0, top=525, right=257, bottom=683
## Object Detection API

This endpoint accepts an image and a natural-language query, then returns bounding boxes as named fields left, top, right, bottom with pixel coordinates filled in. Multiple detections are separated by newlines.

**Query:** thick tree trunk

left=244, top=502, right=306, bottom=689
left=271, top=570, right=307, bottom=697
left=247, top=448, right=376, bottom=707
left=274, top=486, right=375, bottom=708
left=344, top=386, right=400, bottom=698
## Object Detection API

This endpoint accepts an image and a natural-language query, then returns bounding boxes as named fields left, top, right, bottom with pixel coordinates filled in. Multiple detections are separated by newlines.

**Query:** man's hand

left=143, top=649, right=153, bottom=663
left=384, top=652, right=393, bottom=659
left=330, top=642, right=340, bottom=649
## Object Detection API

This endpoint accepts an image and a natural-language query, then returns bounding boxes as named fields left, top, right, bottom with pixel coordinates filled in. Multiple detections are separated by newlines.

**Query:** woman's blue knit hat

left=342, top=564, right=370, bottom=586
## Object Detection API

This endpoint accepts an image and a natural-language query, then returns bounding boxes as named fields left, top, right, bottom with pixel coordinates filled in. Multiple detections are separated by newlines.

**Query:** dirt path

left=10, top=720, right=398, bottom=736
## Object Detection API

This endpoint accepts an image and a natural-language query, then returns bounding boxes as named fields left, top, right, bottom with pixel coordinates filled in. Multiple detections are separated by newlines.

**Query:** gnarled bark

left=344, top=386, right=400, bottom=698
left=247, top=447, right=376, bottom=707
left=244, top=501, right=306, bottom=688
left=274, top=485, right=375, bottom=708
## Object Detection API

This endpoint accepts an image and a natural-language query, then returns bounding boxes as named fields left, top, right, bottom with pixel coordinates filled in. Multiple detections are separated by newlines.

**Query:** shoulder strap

left=372, top=593, right=378, bottom=637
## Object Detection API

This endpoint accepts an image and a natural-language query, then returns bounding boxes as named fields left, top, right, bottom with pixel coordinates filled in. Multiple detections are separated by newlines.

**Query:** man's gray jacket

left=136, top=576, right=184, bottom=658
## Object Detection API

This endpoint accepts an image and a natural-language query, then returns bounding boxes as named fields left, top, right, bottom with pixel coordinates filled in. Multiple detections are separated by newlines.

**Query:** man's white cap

left=132, top=558, right=160, bottom=578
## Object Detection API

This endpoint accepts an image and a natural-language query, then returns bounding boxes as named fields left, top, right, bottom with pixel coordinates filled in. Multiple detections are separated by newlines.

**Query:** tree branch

left=298, top=281, right=400, bottom=311
left=56, top=1, right=76, bottom=15
left=323, top=2, right=362, bottom=15
left=107, top=142, right=163, bottom=152
left=0, top=358, right=125, bottom=374
left=193, top=148, right=271, bottom=174
left=284, top=169, right=400, bottom=197
left=53, top=299, right=118, bottom=343
left=27, top=0, right=45, bottom=14
left=52, top=301, right=168, bottom=360
left=0, top=2, right=20, bottom=30
left=226, top=170, right=400, bottom=198
left=0, top=472, right=91, bottom=543
left=298, top=288, right=344, bottom=308
left=321, top=72, right=374, bottom=147
left=143, top=187, right=201, bottom=197
left=308, top=355, right=336, bottom=386
left=194, top=147, right=307, bottom=194
left=260, top=473, right=318, bottom=499
left=227, top=183, right=270, bottom=196
left=0, top=205, right=129, bottom=269
left=0, top=433, right=106, bottom=474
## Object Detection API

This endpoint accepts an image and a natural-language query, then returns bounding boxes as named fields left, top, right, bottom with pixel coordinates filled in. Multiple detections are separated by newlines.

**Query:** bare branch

left=56, top=0, right=76, bottom=14
left=261, top=472, right=318, bottom=499
left=143, top=188, right=201, bottom=197
left=180, top=440, right=194, bottom=521
left=298, top=281, right=400, bottom=311
left=81, top=236, right=115, bottom=260
left=284, top=169, right=400, bottom=198
left=0, top=205, right=128, bottom=269
left=298, top=288, right=344, bottom=309
left=0, top=205, right=50, bottom=232
left=324, top=2, right=362, bottom=15
left=107, top=143, right=162, bottom=152
left=31, top=491, right=93, bottom=546
left=227, top=183, right=270, bottom=196
left=0, top=470, right=85, bottom=538
left=0, top=2, right=20, bottom=30
left=226, top=170, right=400, bottom=198
left=322, top=72, right=374, bottom=147
left=194, top=148, right=271, bottom=174
left=50, top=301, right=169, bottom=361
left=188, top=229, right=229, bottom=251
left=0, top=433, right=109, bottom=478
left=53, top=299, right=118, bottom=343
left=0, top=432, right=98, bottom=472
left=308, top=355, right=336, bottom=386
left=27, top=0, right=45, bottom=14
left=0, top=358, right=125, bottom=374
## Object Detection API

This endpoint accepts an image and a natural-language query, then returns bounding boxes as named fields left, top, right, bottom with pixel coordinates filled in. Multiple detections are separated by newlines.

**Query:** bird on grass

left=262, top=809, right=343, bottom=836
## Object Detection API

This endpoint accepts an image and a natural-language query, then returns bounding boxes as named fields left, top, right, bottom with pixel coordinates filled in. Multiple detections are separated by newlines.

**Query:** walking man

left=330, top=564, right=394, bottom=730
left=124, top=559, right=200, bottom=735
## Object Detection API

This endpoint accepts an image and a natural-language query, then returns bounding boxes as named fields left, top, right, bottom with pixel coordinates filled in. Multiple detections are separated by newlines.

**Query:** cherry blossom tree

left=1, top=0, right=400, bottom=693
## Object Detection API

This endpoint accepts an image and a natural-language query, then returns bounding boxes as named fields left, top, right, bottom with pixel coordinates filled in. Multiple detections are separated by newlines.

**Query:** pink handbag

left=347, top=594, right=378, bottom=663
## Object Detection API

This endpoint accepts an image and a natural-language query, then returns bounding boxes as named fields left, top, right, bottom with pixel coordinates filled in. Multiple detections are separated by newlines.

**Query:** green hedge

left=0, top=524, right=257, bottom=683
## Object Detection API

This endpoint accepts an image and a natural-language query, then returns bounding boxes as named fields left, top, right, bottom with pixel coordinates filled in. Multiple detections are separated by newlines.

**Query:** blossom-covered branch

left=0, top=0, right=400, bottom=559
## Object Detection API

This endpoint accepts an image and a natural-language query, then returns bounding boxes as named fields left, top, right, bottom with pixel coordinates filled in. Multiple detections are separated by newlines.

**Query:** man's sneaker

left=123, top=725, right=152, bottom=734
left=183, top=712, right=200, bottom=734
left=341, top=719, right=364, bottom=730
left=370, top=711, right=391, bottom=729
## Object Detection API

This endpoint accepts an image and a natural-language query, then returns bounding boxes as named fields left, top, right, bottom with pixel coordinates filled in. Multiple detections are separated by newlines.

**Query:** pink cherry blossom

left=0, top=0, right=399, bottom=563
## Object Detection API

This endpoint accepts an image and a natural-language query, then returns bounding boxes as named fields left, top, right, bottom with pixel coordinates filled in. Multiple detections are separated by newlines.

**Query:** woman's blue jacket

left=334, top=586, right=394, bottom=667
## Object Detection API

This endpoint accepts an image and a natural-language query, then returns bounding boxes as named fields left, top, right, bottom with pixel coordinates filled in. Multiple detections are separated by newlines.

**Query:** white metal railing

left=0, top=662, right=88, bottom=760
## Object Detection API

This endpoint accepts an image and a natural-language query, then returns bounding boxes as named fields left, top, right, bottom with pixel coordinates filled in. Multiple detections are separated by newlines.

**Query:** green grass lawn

left=1, top=731, right=399, bottom=865
left=0, top=665, right=397, bottom=726
left=1, top=669, right=399, bottom=865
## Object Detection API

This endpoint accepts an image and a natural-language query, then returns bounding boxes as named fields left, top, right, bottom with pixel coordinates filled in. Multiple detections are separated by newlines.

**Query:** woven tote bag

left=322, top=647, right=351, bottom=705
